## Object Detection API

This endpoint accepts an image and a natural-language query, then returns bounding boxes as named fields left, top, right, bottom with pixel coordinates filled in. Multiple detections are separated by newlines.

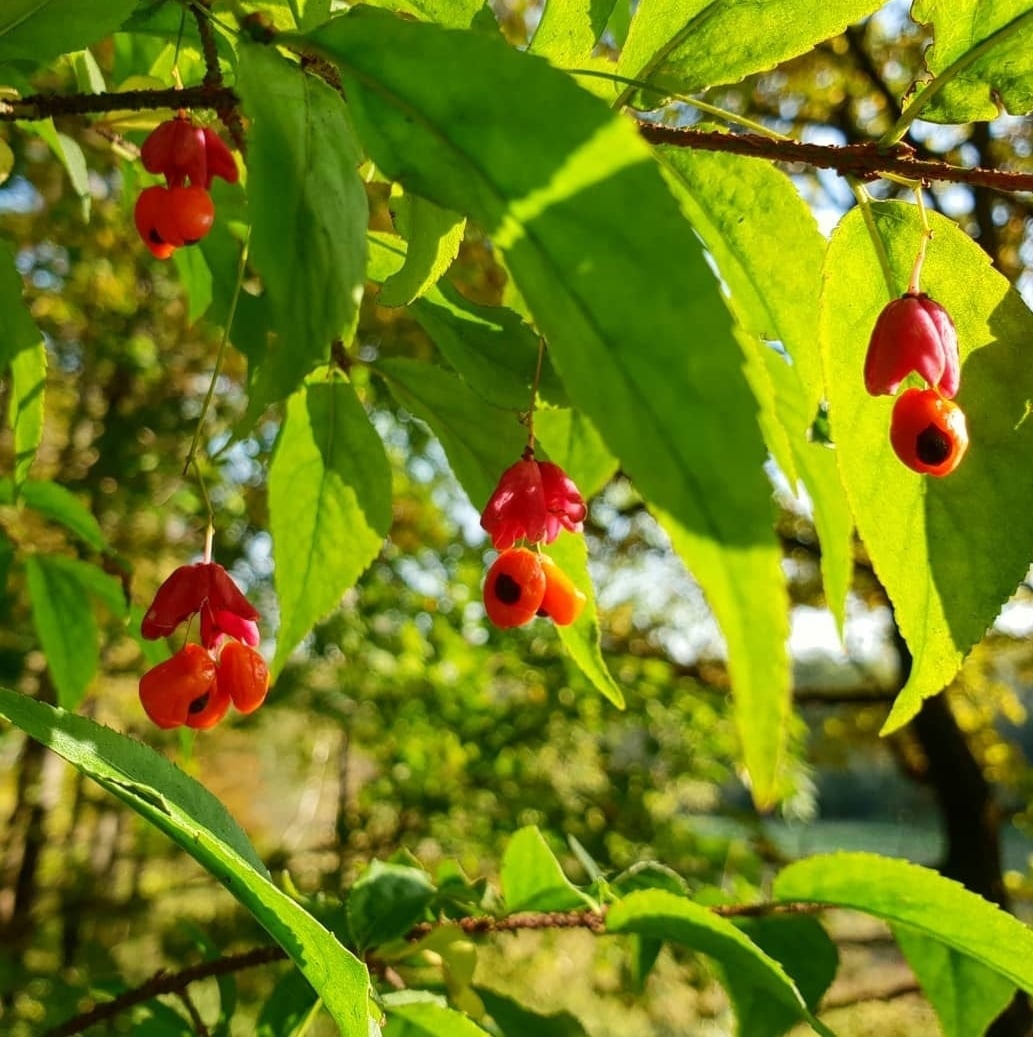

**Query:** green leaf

left=359, top=0, right=491, bottom=29
left=723, top=915, right=839, bottom=1037
left=893, top=926, right=1015, bottom=1037
left=20, top=479, right=107, bottom=552
left=657, top=147, right=851, bottom=628
left=819, top=203, right=1033, bottom=733
left=0, top=689, right=370, bottom=1036
left=501, top=826, right=594, bottom=913
left=269, top=379, right=392, bottom=675
left=307, top=5, right=790, bottom=809
left=69, top=48, right=106, bottom=93
left=905, top=1, right=1033, bottom=123
left=606, top=889, right=833, bottom=1036
left=237, top=44, right=368, bottom=419
left=535, top=408, right=617, bottom=501
left=256, top=968, right=320, bottom=1037
left=477, top=987, right=589, bottom=1037
left=379, top=192, right=466, bottom=307
left=377, top=358, right=526, bottom=507
left=21, top=120, right=90, bottom=219
left=385, top=1000, right=490, bottom=1037
left=615, top=0, right=885, bottom=105
left=26, top=554, right=100, bottom=710
left=9, top=340, right=46, bottom=487
left=0, top=0, right=137, bottom=66
left=0, top=239, right=40, bottom=374
left=172, top=245, right=214, bottom=325
left=774, top=852, right=1033, bottom=996
left=543, top=534, right=623, bottom=707
left=529, top=0, right=619, bottom=67
left=287, top=0, right=332, bottom=32
left=348, top=860, right=436, bottom=952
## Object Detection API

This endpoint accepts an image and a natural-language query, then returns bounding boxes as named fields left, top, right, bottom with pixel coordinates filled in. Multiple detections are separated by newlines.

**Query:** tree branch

left=636, top=124, right=1033, bottom=193
left=44, top=902, right=821, bottom=1035
left=4, top=83, right=1033, bottom=193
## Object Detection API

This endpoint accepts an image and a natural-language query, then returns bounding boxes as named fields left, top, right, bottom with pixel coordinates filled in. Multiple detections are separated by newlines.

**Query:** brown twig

left=636, top=124, right=1033, bottom=193
left=0, top=85, right=237, bottom=122
left=43, top=901, right=822, bottom=1035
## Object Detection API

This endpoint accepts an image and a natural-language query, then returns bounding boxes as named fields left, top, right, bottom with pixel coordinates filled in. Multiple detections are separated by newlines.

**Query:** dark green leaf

left=237, top=44, right=368, bottom=418
left=377, top=357, right=525, bottom=508
left=501, top=826, right=594, bottom=913
left=20, top=120, right=90, bottom=219
left=257, top=968, right=320, bottom=1037
left=723, top=915, right=838, bottom=1037
left=820, top=203, right=1033, bottom=733
left=477, top=987, right=589, bottom=1037
left=172, top=245, right=214, bottom=325
left=894, top=926, right=1015, bottom=1037
left=347, top=860, right=436, bottom=952
left=269, top=379, right=392, bottom=675
left=774, top=852, right=1033, bottom=995
left=615, top=0, right=885, bottom=104
left=0, top=239, right=40, bottom=374
left=360, top=0, right=491, bottom=29
left=308, top=8, right=790, bottom=807
left=0, top=0, right=137, bottom=66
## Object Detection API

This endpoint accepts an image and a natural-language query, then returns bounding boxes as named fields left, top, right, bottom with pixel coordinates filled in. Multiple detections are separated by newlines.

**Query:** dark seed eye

left=495, top=573, right=522, bottom=605
left=188, top=692, right=210, bottom=715
left=148, top=228, right=166, bottom=244
left=916, top=423, right=952, bottom=465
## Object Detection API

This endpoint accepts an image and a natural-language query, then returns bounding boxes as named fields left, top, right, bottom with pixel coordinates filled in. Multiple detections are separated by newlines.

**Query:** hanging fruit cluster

left=139, top=561, right=269, bottom=729
left=864, top=242, right=969, bottom=476
left=133, top=113, right=238, bottom=260
left=480, top=453, right=588, bottom=629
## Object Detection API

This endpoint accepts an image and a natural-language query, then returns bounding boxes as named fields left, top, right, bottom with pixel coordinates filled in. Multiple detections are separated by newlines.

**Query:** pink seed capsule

left=864, top=293, right=959, bottom=399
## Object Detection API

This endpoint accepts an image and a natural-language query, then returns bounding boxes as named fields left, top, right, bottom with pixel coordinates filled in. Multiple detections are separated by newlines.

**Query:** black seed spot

left=495, top=573, right=522, bottom=605
left=148, top=228, right=166, bottom=244
left=916, top=423, right=952, bottom=465
left=188, top=692, right=210, bottom=715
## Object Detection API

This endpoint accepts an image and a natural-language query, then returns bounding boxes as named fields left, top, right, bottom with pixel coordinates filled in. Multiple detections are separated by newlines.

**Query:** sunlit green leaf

left=906, top=1, right=1033, bottom=123
left=0, top=690, right=370, bottom=1036
left=820, top=203, right=1033, bottom=733
left=501, top=826, right=594, bottom=913
left=775, top=852, right=1033, bottom=996
left=385, top=999, right=491, bottom=1037
left=657, top=147, right=851, bottom=629
left=26, top=554, right=100, bottom=710
left=379, top=192, right=465, bottom=308
left=269, top=378, right=392, bottom=675
left=529, top=0, right=618, bottom=66
left=10, top=340, right=46, bottom=487
left=307, top=5, right=790, bottom=808
left=18, top=480, right=107, bottom=553
left=535, top=408, right=617, bottom=500
left=615, top=0, right=885, bottom=105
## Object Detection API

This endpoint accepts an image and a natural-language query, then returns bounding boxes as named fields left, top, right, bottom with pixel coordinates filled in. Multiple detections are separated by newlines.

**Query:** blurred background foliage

left=2, top=1, right=1033, bottom=1034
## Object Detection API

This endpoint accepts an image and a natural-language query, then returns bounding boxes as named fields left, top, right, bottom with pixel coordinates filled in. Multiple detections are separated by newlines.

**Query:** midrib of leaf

left=0, top=0, right=57, bottom=37
left=615, top=2, right=718, bottom=107
left=884, top=7, right=1033, bottom=144
left=325, top=43, right=733, bottom=550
